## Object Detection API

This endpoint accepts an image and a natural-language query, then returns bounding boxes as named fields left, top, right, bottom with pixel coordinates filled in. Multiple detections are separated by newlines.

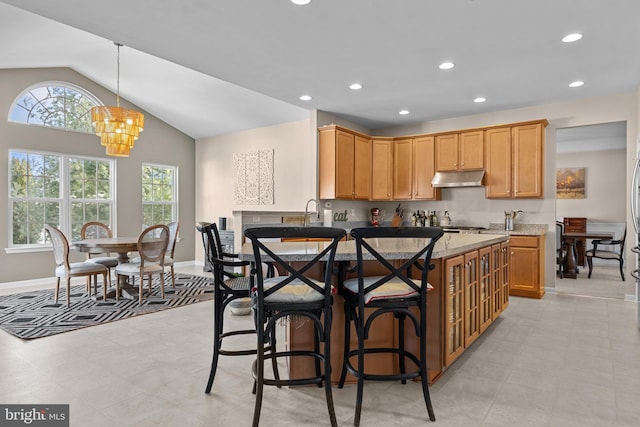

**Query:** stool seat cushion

left=115, top=262, right=163, bottom=275
left=56, top=262, right=108, bottom=277
left=343, top=276, right=433, bottom=304
left=260, top=277, right=328, bottom=303
left=131, top=256, right=173, bottom=265
left=85, top=257, right=119, bottom=268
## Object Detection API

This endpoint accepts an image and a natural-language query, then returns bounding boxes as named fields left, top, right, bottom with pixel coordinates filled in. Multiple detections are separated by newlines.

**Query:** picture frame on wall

left=556, top=167, right=585, bottom=199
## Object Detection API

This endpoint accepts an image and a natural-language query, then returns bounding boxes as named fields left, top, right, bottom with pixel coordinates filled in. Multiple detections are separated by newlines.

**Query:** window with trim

left=9, top=81, right=101, bottom=133
left=9, top=150, right=114, bottom=248
left=142, top=164, right=177, bottom=228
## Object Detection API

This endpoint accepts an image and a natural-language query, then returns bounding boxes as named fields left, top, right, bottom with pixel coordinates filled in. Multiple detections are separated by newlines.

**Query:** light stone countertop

left=239, top=233, right=509, bottom=262
left=482, top=223, right=547, bottom=236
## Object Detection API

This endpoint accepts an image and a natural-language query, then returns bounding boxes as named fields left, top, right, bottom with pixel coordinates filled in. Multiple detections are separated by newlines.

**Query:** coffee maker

left=370, top=208, right=382, bottom=226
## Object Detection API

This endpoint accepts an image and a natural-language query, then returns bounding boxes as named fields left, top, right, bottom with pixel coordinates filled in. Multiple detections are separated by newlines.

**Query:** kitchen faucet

left=304, top=198, right=320, bottom=226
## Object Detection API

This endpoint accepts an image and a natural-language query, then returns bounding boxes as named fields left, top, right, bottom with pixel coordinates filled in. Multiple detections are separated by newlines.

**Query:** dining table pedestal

left=72, top=237, right=141, bottom=300
left=561, top=232, right=613, bottom=279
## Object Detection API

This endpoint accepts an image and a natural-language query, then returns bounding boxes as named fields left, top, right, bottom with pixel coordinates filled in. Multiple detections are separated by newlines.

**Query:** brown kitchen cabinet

left=464, top=250, right=480, bottom=348
left=393, top=136, right=440, bottom=200
left=509, top=234, right=545, bottom=299
left=485, top=121, right=547, bottom=199
left=478, top=246, right=493, bottom=333
left=435, top=130, right=484, bottom=172
left=563, top=217, right=587, bottom=266
left=318, top=125, right=371, bottom=200
left=500, top=241, right=510, bottom=310
left=444, top=254, right=465, bottom=366
left=491, top=241, right=510, bottom=318
left=444, top=249, right=482, bottom=367
left=370, top=137, right=394, bottom=200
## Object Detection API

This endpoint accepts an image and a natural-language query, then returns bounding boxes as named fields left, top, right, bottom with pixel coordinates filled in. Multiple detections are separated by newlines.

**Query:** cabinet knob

left=461, top=162, right=465, bottom=166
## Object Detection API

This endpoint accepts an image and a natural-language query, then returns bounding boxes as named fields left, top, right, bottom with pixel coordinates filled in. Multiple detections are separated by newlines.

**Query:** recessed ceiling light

left=349, top=83, right=363, bottom=90
left=569, top=80, right=584, bottom=88
left=474, top=97, right=486, bottom=103
left=439, top=62, right=455, bottom=70
left=399, top=110, right=410, bottom=115
left=562, top=33, right=583, bottom=43
left=291, top=0, right=311, bottom=5
left=299, top=95, right=312, bottom=101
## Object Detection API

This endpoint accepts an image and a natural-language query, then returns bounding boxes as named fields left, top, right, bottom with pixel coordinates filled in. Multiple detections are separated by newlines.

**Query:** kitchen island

left=239, top=231, right=510, bottom=384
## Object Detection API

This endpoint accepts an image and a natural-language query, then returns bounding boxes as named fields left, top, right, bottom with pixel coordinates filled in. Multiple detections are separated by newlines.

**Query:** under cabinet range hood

left=431, top=170, right=485, bottom=188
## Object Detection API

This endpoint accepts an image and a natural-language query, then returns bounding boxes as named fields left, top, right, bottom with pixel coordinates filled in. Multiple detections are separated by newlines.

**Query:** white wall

left=194, top=119, right=314, bottom=263
left=556, top=149, right=626, bottom=222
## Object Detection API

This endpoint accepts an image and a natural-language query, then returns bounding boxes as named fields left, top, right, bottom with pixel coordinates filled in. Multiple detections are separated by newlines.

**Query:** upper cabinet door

left=413, top=135, right=440, bottom=200
left=459, top=130, right=484, bottom=170
left=371, top=138, right=393, bottom=200
left=335, top=130, right=356, bottom=199
left=435, top=133, right=459, bottom=171
left=512, top=123, right=544, bottom=198
left=485, top=127, right=512, bottom=198
left=353, top=135, right=371, bottom=200
left=393, top=138, right=413, bottom=199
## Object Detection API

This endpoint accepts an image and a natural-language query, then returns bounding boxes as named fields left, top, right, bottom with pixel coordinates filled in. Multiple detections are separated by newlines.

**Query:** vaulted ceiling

left=1, top=0, right=639, bottom=141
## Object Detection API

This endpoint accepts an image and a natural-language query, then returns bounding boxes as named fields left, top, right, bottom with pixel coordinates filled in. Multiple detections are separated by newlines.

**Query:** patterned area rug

left=0, top=273, right=214, bottom=340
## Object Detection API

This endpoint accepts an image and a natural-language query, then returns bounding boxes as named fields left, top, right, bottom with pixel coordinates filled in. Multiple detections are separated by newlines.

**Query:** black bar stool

left=244, top=226, right=346, bottom=427
left=197, top=222, right=270, bottom=393
left=338, top=226, right=443, bottom=426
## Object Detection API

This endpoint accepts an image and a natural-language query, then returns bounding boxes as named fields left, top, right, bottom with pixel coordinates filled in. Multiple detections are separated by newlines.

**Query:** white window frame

left=8, top=81, right=102, bottom=134
left=6, top=149, right=115, bottom=254
left=141, top=163, right=178, bottom=228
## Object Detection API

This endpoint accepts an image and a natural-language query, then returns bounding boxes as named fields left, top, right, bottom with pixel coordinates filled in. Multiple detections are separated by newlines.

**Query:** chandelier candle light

left=91, top=43, right=144, bottom=157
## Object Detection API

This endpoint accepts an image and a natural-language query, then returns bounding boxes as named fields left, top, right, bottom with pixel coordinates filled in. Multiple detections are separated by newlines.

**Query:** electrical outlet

left=252, top=216, right=260, bottom=222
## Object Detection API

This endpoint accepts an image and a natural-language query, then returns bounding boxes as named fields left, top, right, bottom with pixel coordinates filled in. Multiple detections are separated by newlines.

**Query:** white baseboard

left=1, top=260, right=201, bottom=290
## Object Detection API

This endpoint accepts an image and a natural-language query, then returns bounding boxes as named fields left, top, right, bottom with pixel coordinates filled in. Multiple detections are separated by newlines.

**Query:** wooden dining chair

left=114, top=224, right=170, bottom=304
left=132, top=221, right=179, bottom=287
left=586, top=227, right=627, bottom=281
left=81, top=221, right=117, bottom=294
left=44, top=225, right=109, bottom=307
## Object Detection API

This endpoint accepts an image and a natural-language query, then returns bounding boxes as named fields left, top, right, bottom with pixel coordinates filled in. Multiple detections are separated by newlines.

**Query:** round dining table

left=72, top=237, right=139, bottom=300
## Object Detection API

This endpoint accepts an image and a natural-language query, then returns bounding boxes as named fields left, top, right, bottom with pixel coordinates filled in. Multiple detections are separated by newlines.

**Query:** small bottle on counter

left=430, top=211, right=439, bottom=227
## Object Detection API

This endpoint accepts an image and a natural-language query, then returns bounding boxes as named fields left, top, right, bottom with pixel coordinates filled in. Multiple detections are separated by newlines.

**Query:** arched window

left=9, top=81, right=102, bottom=133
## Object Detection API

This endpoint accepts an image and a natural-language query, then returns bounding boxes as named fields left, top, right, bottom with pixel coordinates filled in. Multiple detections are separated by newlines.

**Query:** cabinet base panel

left=509, top=288, right=545, bottom=299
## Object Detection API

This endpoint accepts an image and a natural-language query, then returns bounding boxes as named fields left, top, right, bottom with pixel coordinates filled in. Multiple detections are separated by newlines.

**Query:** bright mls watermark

left=1, top=405, right=68, bottom=427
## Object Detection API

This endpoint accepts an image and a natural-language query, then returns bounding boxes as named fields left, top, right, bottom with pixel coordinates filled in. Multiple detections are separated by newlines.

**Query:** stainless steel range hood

left=431, top=170, right=485, bottom=188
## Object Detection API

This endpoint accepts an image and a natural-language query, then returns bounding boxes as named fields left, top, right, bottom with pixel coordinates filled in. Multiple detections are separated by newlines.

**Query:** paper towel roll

left=323, top=209, right=332, bottom=227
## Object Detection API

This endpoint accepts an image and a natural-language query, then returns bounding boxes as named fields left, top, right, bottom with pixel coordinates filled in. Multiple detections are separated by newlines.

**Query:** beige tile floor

left=1, top=264, right=639, bottom=426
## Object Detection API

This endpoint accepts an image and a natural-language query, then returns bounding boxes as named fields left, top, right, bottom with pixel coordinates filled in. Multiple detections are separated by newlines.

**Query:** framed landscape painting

left=556, top=167, right=585, bottom=199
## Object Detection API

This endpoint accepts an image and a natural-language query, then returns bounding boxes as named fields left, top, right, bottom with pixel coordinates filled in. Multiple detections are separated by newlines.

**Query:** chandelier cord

left=115, top=43, right=122, bottom=108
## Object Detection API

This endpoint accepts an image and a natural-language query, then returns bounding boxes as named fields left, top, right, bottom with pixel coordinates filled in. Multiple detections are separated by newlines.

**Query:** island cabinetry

left=509, top=235, right=545, bottom=298
left=464, top=250, right=480, bottom=348
left=444, top=254, right=465, bottom=366
left=485, top=121, right=546, bottom=199
left=393, top=136, right=440, bottom=200
left=500, top=241, right=510, bottom=310
left=444, top=249, right=480, bottom=367
left=478, top=246, right=493, bottom=333
left=491, top=242, right=509, bottom=319
left=435, top=130, right=484, bottom=172
left=318, top=125, right=371, bottom=200
left=370, top=137, right=394, bottom=200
